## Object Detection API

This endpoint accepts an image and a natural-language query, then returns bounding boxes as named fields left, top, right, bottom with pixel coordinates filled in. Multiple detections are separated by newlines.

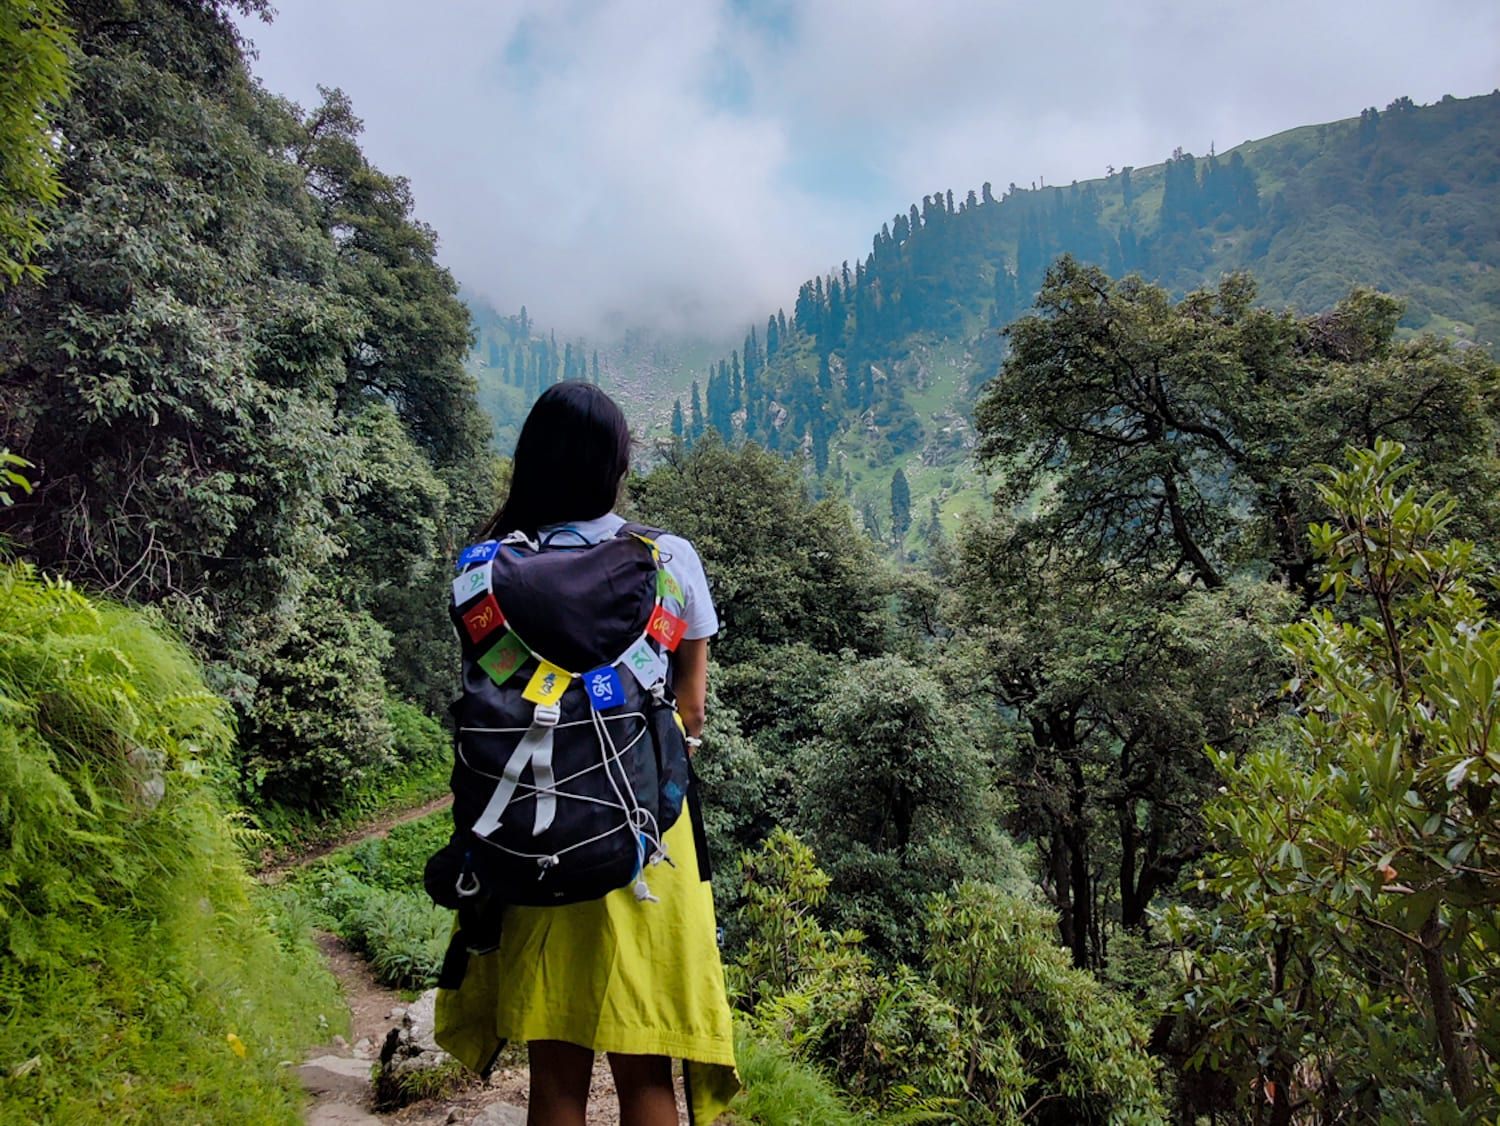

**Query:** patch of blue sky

left=779, top=137, right=894, bottom=209
left=495, top=16, right=544, bottom=92
left=700, top=50, right=754, bottom=115
left=729, top=0, right=797, bottom=46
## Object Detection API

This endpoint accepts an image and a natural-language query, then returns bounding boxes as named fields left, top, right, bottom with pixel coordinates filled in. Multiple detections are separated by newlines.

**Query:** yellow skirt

left=434, top=811, right=740, bottom=1124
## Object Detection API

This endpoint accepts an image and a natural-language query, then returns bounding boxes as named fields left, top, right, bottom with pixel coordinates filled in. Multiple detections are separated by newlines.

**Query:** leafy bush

left=387, top=696, right=450, bottom=767
left=345, top=887, right=451, bottom=991
left=1169, top=442, right=1500, bottom=1122
left=239, top=591, right=396, bottom=810
left=0, top=562, right=342, bottom=1125
left=732, top=830, right=1165, bottom=1126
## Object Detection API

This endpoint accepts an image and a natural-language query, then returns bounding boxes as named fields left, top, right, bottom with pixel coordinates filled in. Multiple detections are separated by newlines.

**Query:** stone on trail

left=375, top=988, right=460, bottom=1109
left=305, top=1102, right=385, bottom=1126
left=404, top=988, right=441, bottom=1053
left=298, top=1055, right=376, bottom=1098
left=470, top=1104, right=527, bottom=1126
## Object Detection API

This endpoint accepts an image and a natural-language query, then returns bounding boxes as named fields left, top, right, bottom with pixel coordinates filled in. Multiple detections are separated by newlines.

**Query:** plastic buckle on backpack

left=532, top=702, right=561, bottom=727
left=455, top=870, right=482, bottom=899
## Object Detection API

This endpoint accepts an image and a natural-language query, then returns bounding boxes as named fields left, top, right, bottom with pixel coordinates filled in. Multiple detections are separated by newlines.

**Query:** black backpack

left=426, top=523, right=693, bottom=917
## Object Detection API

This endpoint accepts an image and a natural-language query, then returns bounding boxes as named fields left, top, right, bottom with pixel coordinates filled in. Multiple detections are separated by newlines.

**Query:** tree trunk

left=1068, top=756, right=1091, bottom=968
left=1420, top=908, right=1473, bottom=1107
left=1046, top=829, right=1075, bottom=957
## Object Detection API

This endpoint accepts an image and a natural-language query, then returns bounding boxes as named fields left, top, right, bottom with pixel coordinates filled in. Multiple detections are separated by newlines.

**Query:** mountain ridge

left=466, top=91, right=1499, bottom=547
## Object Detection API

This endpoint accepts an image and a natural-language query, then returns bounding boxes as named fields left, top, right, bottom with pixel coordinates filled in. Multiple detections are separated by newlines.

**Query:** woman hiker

left=434, top=382, right=738, bottom=1126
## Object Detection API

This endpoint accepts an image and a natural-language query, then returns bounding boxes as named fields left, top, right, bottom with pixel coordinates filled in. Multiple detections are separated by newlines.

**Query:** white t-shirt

left=535, top=512, right=719, bottom=641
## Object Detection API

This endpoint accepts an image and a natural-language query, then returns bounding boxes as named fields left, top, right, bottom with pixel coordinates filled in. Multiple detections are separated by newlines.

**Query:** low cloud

left=242, top=0, right=1500, bottom=337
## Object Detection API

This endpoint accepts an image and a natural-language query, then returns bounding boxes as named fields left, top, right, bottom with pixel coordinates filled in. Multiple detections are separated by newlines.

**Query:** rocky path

left=291, top=811, right=690, bottom=1126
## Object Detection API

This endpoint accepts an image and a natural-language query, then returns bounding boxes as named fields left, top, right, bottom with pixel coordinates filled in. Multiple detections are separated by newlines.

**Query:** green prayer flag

left=657, top=569, right=684, bottom=603
left=478, top=631, right=529, bottom=687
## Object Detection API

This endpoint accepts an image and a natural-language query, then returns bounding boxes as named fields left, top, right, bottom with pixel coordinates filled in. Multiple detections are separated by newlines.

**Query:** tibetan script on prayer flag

left=645, top=606, right=688, bottom=651
left=523, top=659, right=570, bottom=705
left=583, top=665, right=625, bottom=710
left=452, top=566, right=491, bottom=606
left=461, top=594, right=505, bottom=644
left=622, top=637, right=669, bottom=690
left=656, top=570, right=684, bottom=603
left=477, top=632, right=528, bottom=687
left=456, top=540, right=499, bottom=570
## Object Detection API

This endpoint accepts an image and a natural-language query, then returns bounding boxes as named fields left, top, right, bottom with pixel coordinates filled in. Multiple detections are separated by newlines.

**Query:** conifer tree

left=890, top=467, right=912, bottom=544
left=690, top=379, right=704, bottom=441
left=671, top=399, right=684, bottom=440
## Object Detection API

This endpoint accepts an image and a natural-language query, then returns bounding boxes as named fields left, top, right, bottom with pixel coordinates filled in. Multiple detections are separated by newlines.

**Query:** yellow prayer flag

left=522, top=659, right=570, bottom=705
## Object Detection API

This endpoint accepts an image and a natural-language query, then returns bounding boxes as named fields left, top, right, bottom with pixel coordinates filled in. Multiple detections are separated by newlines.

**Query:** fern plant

left=0, top=562, right=343, bottom=1124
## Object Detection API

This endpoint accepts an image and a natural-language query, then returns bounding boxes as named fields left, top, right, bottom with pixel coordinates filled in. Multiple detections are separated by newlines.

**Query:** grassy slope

left=0, top=564, right=345, bottom=1125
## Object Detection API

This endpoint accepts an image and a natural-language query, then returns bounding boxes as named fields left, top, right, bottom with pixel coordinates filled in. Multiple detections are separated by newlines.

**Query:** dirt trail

left=306, top=930, right=676, bottom=1126
left=259, top=794, right=454, bottom=883
left=293, top=800, right=689, bottom=1125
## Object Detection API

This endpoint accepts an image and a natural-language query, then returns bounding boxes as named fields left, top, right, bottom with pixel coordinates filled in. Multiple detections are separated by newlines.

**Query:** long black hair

left=480, top=381, right=633, bottom=538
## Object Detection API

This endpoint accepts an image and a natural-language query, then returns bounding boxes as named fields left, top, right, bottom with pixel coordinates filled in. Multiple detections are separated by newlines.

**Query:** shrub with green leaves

left=238, top=590, right=397, bottom=809
left=733, top=831, right=1165, bottom=1125
left=0, top=562, right=342, bottom=1125
left=284, top=810, right=455, bottom=990
left=1169, top=441, right=1500, bottom=1123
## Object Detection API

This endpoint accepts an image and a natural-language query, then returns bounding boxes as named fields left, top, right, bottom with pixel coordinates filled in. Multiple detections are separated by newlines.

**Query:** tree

left=954, top=522, right=1290, bottom=964
left=670, top=398, right=685, bottom=440
left=631, top=436, right=889, bottom=664
left=0, top=0, right=73, bottom=284
left=795, top=655, right=1014, bottom=960
left=689, top=379, right=705, bottom=442
left=975, top=257, right=1500, bottom=596
left=1171, top=442, right=1500, bottom=1122
left=0, top=0, right=492, bottom=808
left=889, top=467, right=911, bottom=545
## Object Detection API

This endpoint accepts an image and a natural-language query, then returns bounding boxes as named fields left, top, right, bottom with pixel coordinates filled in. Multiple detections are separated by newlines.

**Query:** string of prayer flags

left=456, top=540, right=499, bottom=570
left=523, top=658, right=571, bottom=705
left=645, top=605, right=688, bottom=651
left=621, top=637, right=669, bottom=690
left=583, top=665, right=625, bottom=711
left=656, top=569, right=684, bottom=603
left=461, top=593, right=506, bottom=644
left=453, top=565, right=491, bottom=606
left=477, top=631, right=529, bottom=687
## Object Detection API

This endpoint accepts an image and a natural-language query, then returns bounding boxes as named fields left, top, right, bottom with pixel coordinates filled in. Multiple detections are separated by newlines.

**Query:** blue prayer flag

left=584, top=665, right=626, bottom=711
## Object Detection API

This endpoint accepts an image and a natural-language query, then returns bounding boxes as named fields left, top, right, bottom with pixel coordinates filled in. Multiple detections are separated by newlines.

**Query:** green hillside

left=660, top=91, right=1499, bottom=554
left=464, top=296, right=736, bottom=453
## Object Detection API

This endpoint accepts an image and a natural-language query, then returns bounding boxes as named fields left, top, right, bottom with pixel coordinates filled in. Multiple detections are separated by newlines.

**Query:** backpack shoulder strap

left=615, top=521, right=665, bottom=541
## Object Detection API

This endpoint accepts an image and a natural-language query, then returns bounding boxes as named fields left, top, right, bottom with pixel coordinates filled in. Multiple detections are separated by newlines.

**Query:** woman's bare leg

left=607, top=1052, right=678, bottom=1126
left=528, top=1040, right=593, bottom=1126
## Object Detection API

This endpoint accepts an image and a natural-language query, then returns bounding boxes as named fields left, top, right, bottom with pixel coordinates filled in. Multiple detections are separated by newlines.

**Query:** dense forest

left=566, top=92, right=1500, bottom=556
left=1, top=2, right=1498, bottom=1124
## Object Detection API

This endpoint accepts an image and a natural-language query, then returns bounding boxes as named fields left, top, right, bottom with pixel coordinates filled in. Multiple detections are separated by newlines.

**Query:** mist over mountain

left=468, top=91, right=1499, bottom=549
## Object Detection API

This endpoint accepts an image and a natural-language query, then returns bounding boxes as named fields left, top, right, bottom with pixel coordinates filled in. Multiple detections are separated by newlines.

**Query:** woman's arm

left=672, top=637, right=709, bottom=746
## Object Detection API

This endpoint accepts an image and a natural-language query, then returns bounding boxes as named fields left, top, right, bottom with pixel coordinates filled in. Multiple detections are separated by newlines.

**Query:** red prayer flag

left=645, top=605, right=688, bottom=651
left=462, top=593, right=505, bottom=643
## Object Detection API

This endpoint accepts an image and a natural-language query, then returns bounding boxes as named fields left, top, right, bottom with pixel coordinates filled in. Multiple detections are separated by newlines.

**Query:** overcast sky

left=239, top=0, right=1499, bottom=338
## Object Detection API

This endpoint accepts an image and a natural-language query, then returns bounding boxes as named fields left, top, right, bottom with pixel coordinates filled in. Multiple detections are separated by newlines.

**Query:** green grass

left=0, top=562, right=346, bottom=1125
left=726, top=1031, right=874, bottom=1126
